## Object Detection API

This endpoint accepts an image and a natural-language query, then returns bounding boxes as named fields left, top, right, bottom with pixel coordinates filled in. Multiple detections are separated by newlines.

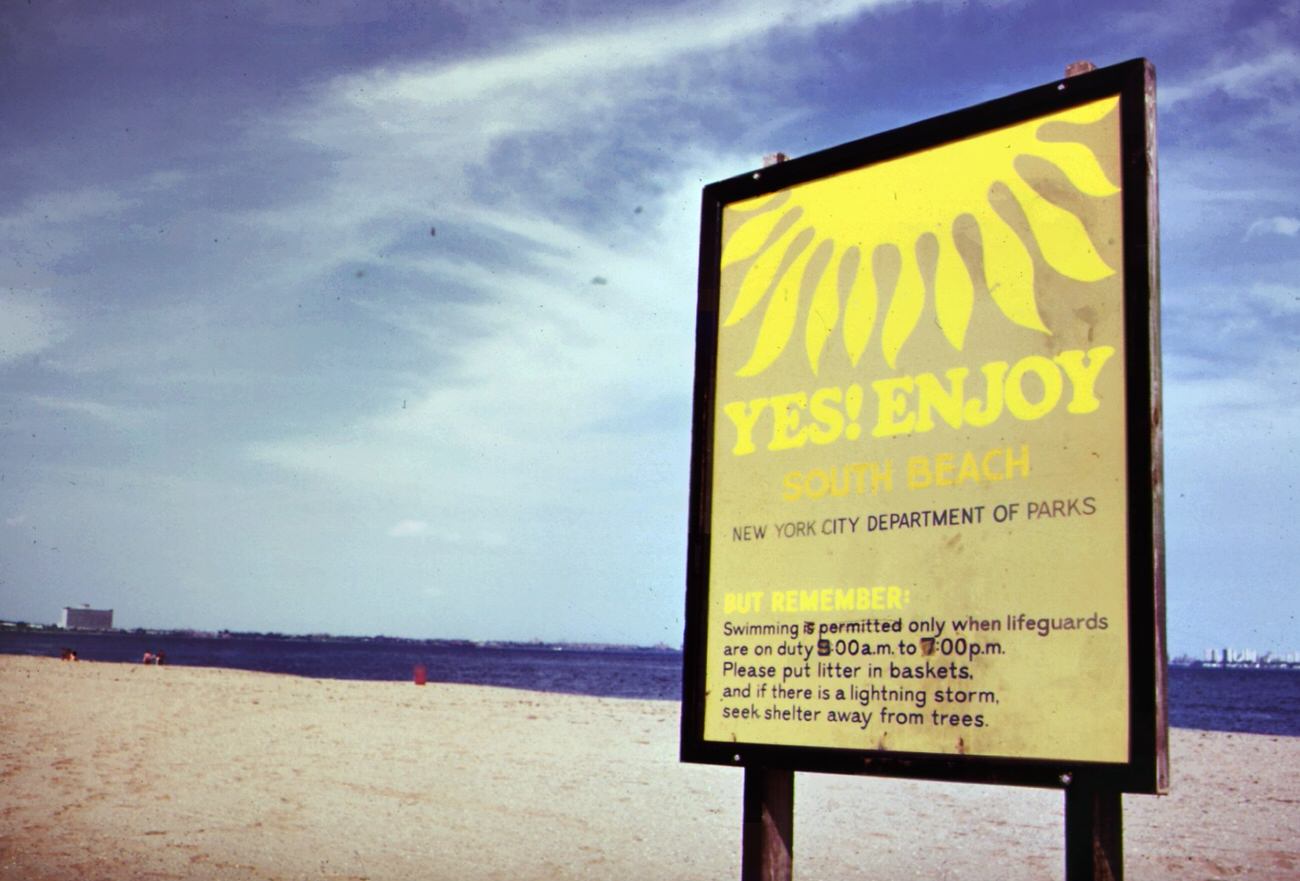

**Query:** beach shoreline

left=2, top=656, right=1296, bottom=880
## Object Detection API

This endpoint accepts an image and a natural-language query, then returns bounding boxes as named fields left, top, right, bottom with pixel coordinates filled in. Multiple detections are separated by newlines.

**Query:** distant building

left=60, top=606, right=113, bottom=630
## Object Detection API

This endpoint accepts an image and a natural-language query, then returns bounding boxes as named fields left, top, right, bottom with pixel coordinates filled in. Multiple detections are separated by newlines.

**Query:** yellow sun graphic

left=719, top=96, right=1121, bottom=376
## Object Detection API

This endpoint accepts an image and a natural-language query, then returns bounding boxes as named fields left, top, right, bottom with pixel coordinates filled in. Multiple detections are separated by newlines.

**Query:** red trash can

left=413, top=664, right=427, bottom=686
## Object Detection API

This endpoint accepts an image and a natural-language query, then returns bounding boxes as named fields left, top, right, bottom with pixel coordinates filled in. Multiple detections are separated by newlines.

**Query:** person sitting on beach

left=143, top=652, right=155, bottom=664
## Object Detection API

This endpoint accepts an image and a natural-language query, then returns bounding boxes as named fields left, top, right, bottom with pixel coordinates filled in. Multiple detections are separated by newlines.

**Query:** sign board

left=682, top=59, right=1166, bottom=792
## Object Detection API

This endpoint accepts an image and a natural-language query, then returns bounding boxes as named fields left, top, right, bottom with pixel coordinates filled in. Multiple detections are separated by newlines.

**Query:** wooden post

left=741, top=766, right=793, bottom=881
left=1065, top=785, right=1123, bottom=881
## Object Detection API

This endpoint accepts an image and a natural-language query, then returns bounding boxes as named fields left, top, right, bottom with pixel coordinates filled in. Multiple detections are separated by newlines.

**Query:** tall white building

left=60, top=606, right=113, bottom=630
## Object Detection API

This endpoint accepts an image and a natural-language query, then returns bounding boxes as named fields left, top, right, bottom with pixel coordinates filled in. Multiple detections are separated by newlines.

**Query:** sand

left=1, top=655, right=1296, bottom=880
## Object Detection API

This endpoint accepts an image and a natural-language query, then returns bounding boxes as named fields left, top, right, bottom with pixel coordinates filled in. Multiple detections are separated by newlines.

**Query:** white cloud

left=1162, top=47, right=1300, bottom=107
left=245, top=169, right=709, bottom=498
left=28, top=395, right=153, bottom=429
left=387, top=519, right=430, bottom=538
left=237, top=5, right=962, bottom=648
left=0, top=289, right=65, bottom=365
left=0, top=186, right=136, bottom=231
left=0, top=185, right=139, bottom=278
left=0, top=183, right=151, bottom=370
left=1165, top=278, right=1300, bottom=355
left=241, top=5, right=776, bottom=499
left=332, top=0, right=897, bottom=115
left=1163, top=276, right=1300, bottom=440
left=1248, top=282, right=1300, bottom=315
left=236, top=0, right=899, bottom=303
left=1112, top=0, right=1237, bottom=43
left=1244, top=215, right=1300, bottom=239
left=226, top=11, right=925, bottom=386
left=237, top=16, right=773, bottom=639
left=238, top=0, right=394, bottom=27
left=384, top=520, right=508, bottom=548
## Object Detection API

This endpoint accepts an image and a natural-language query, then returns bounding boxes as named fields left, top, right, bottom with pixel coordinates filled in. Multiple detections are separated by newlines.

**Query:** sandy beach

left=1, top=655, right=1296, bottom=880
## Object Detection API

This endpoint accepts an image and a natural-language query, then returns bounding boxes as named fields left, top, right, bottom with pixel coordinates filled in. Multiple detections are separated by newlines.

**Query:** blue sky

left=1, top=0, right=1296, bottom=653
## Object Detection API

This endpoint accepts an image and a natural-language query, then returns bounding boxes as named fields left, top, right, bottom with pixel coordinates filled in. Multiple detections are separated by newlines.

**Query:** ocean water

left=0, top=630, right=680, bottom=700
left=1164, top=665, right=1300, bottom=737
left=2, top=630, right=1296, bottom=737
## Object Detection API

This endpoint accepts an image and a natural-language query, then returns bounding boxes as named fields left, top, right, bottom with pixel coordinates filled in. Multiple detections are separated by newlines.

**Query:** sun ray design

left=719, top=97, right=1120, bottom=376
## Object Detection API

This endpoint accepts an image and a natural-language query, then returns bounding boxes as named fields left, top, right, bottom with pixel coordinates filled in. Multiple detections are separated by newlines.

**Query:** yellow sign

left=702, top=96, right=1130, bottom=762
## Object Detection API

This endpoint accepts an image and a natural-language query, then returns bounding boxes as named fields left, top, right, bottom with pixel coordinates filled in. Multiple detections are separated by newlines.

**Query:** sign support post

left=1065, top=785, right=1123, bottom=881
left=741, top=766, right=793, bottom=881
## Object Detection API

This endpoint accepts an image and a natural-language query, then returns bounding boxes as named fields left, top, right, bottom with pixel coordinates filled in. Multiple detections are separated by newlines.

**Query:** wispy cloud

left=388, top=519, right=430, bottom=538
left=0, top=185, right=136, bottom=230
left=330, top=0, right=899, bottom=113
left=1161, top=47, right=1300, bottom=126
left=1244, top=215, right=1300, bottom=239
left=27, top=395, right=153, bottom=429
left=1247, top=281, right=1300, bottom=316
left=1164, top=278, right=1300, bottom=405
left=0, top=186, right=139, bottom=280
left=1111, top=0, right=1237, bottom=43
left=242, top=3, right=867, bottom=496
left=235, top=4, right=914, bottom=640
left=0, top=289, right=65, bottom=364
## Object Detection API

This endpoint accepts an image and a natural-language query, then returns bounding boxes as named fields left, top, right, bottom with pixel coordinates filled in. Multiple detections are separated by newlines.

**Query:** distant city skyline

left=2, top=1, right=1298, bottom=656
left=5, top=609, right=1300, bottom=662
left=1194, top=647, right=1300, bottom=664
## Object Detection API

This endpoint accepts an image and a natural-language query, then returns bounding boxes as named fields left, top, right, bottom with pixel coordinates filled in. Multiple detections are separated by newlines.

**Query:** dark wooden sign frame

left=681, top=58, right=1166, bottom=796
